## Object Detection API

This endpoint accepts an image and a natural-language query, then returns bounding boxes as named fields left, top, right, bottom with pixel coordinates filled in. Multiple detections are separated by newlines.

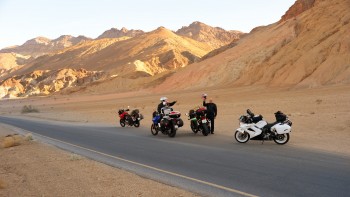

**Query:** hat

left=160, top=97, right=168, bottom=101
left=275, top=111, right=283, bottom=114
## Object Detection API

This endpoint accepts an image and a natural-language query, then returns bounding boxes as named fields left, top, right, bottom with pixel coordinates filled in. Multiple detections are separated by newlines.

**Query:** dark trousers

left=208, top=115, right=215, bottom=133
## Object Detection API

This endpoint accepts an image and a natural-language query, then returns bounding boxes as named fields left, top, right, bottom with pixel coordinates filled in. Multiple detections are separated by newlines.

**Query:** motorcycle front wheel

left=151, top=124, right=158, bottom=135
left=190, top=121, right=198, bottom=133
left=234, top=130, right=250, bottom=143
left=273, top=133, right=290, bottom=145
left=120, top=120, right=126, bottom=127
left=202, top=124, right=210, bottom=136
left=134, top=121, right=140, bottom=128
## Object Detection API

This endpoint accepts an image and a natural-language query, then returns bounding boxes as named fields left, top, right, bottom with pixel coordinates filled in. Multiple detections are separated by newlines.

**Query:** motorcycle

left=118, top=108, right=143, bottom=127
left=151, top=107, right=184, bottom=138
left=234, top=109, right=292, bottom=145
left=187, top=107, right=211, bottom=136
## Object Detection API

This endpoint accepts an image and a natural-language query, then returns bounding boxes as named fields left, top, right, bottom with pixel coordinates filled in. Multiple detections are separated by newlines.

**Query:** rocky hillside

left=14, top=27, right=212, bottom=77
left=97, top=27, right=144, bottom=39
left=176, top=21, right=243, bottom=49
left=0, top=68, right=104, bottom=98
left=0, top=35, right=92, bottom=58
left=157, top=0, right=350, bottom=90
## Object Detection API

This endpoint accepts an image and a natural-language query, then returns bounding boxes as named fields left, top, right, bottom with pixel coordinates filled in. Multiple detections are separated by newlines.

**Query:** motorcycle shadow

left=165, top=129, right=214, bottom=138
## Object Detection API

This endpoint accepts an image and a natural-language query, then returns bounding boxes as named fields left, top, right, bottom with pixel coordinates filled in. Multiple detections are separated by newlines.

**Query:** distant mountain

left=97, top=27, right=144, bottom=39
left=176, top=21, right=243, bottom=49
left=0, top=26, right=215, bottom=97
left=0, top=35, right=92, bottom=58
left=13, top=27, right=212, bottom=77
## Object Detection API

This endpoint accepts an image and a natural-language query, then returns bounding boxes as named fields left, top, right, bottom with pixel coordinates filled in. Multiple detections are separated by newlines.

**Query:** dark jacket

left=157, top=101, right=176, bottom=113
left=203, top=101, right=217, bottom=118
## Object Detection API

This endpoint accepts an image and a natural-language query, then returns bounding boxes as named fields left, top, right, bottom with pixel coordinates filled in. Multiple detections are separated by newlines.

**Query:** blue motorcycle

left=151, top=107, right=183, bottom=138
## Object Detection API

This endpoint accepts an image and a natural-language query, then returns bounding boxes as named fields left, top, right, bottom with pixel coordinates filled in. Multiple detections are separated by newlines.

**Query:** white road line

left=7, top=124, right=258, bottom=197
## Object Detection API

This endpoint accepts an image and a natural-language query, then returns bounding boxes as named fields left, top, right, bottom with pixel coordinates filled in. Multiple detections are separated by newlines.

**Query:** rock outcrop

left=0, top=68, right=104, bottom=98
left=280, top=0, right=316, bottom=21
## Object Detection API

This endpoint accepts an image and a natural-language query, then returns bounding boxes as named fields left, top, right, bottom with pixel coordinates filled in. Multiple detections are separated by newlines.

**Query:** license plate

left=202, top=119, right=207, bottom=123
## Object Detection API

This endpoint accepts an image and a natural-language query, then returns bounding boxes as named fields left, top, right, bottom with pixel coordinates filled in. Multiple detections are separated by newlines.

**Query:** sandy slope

left=1, top=85, right=349, bottom=156
left=157, top=0, right=350, bottom=91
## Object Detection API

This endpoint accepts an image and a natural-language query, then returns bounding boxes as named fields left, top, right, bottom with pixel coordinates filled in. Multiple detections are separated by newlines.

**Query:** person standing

left=203, top=96, right=217, bottom=134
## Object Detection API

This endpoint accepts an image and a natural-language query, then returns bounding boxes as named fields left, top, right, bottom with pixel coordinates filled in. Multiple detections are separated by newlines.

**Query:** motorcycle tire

left=273, top=133, right=290, bottom=145
left=190, top=121, right=198, bottom=133
left=202, top=124, right=210, bottom=136
left=168, top=124, right=177, bottom=138
left=234, top=130, right=250, bottom=143
left=120, top=120, right=126, bottom=127
left=134, top=121, right=140, bottom=128
left=151, top=124, right=158, bottom=135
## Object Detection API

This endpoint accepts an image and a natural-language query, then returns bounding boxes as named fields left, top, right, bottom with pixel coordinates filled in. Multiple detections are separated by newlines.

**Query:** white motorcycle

left=234, top=109, right=292, bottom=145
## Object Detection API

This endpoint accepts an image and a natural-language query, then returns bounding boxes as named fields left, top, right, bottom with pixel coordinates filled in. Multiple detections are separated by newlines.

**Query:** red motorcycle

left=118, top=109, right=143, bottom=127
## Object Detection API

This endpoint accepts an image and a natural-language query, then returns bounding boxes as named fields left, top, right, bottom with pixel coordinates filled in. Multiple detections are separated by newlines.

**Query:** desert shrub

left=25, top=133, right=33, bottom=141
left=69, top=153, right=82, bottom=161
left=21, top=105, right=39, bottom=114
left=2, top=134, right=22, bottom=148
left=315, top=99, right=323, bottom=104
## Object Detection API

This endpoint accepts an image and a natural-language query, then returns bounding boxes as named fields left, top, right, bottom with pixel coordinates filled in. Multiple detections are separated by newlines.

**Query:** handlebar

left=247, top=109, right=254, bottom=117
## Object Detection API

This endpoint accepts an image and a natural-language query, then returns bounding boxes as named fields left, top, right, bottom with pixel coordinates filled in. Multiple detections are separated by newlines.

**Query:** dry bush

left=315, top=99, right=323, bottom=104
left=1, top=134, right=22, bottom=148
left=25, top=133, right=33, bottom=141
left=0, top=179, right=6, bottom=189
left=21, top=105, right=39, bottom=114
left=69, top=153, right=82, bottom=161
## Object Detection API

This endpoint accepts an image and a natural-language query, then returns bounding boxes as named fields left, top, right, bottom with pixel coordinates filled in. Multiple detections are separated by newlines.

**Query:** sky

left=0, top=0, right=296, bottom=49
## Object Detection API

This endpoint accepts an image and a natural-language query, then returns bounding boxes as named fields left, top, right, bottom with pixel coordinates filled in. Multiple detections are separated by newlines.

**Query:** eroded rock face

left=0, top=68, right=104, bottom=98
left=281, top=0, right=316, bottom=22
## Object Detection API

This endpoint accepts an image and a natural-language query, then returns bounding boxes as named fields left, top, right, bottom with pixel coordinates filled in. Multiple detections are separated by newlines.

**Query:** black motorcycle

left=187, top=107, right=210, bottom=136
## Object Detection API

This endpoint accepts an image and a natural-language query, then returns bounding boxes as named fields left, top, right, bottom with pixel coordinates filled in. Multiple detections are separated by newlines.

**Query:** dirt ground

left=0, top=85, right=349, bottom=196
left=0, top=124, right=198, bottom=196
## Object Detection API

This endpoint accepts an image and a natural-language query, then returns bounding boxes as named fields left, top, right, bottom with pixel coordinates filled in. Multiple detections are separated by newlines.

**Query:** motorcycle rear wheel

left=120, top=120, right=126, bottom=127
left=168, top=124, right=177, bottom=138
left=234, top=130, right=250, bottom=143
left=151, top=124, right=158, bottom=135
left=202, top=124, right=210, bottom=136
left=273, top=133, right=290, bottom=145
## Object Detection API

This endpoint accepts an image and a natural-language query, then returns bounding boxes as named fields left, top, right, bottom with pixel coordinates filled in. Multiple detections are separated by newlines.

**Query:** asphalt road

left=0, top=116, right=349, bottom=197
